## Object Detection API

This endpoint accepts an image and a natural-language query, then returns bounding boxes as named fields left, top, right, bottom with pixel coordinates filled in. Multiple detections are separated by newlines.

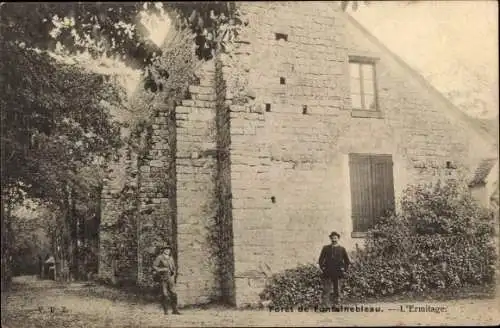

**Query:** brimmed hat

left=329, top=231, right=340, bottom=238
left=159, top=243, right=172, bottom=251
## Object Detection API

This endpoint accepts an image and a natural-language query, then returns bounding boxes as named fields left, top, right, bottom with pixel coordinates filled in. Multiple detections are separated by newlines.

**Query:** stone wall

left=220, top=1, right=492, bottom=306
left=344, top=16, right=487, bottom=186
left=100, top=1, right=494, bottom=307
left=214, top=57, right=236, bottom=304
left=99, top=146, right=139, bottom=284
left=224, top=1, right=349, bottom=306
left=175, top=61, right=221, bottom=305
left=172, top=58, right=237, bottom=306
left=136, top=98, right=177, bottom=286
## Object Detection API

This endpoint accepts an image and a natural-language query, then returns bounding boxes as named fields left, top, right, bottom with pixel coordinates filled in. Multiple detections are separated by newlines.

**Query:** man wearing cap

left=153, top=244, right=180, bottom=315
left=318, top=231, right=351, bottom=306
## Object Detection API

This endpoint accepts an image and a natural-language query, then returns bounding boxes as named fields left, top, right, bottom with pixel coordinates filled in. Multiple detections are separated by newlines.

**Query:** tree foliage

left=2, top=2, right=125, bottom=283
left=0, top=38, right=123, bottom=205
left=0, top=2, right=243, bottom=68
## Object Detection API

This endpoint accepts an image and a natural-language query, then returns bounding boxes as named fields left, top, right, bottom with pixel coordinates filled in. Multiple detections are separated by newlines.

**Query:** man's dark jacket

left=318, top=244, right=351, bottom=278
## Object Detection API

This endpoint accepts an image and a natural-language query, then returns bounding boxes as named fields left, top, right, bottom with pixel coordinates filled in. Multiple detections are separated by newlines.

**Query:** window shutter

left=349, top=154, right=373, bottom=233
left=349, top=154, right=395, bottom=233
left=370, top=155, right=395, bottom=223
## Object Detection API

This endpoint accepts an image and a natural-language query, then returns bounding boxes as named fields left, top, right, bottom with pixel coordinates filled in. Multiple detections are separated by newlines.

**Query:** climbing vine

left=100, top=24, right=200, bottom=285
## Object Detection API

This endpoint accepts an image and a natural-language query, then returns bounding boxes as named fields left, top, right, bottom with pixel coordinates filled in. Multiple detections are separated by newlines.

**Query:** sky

left=349, top=0, right=499, bottom=119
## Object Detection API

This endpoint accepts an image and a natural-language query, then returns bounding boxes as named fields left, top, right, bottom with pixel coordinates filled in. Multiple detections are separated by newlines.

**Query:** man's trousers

left=160, top=275, right=177, bottom=302
left=321, top=276, right=342, bottom=306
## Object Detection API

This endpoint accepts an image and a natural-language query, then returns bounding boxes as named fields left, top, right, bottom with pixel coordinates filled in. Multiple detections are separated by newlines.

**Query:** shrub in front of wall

left=259, top=263, right=323, bottom=308
left=260, top=180, right=497, bottom=307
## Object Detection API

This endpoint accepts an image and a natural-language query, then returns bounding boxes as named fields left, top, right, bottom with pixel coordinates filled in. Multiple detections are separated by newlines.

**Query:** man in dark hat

left=318, top=231, right=351, bottom=306
left=153, top=243, right=180, bottom=315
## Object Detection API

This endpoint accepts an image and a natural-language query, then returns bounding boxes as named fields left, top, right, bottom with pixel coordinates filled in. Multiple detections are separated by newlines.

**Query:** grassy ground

left=2, top=276, right=500, bottom=327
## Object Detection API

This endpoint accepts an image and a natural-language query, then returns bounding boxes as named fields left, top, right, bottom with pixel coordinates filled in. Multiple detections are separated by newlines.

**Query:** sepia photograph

left=1, top=1, right=499, bottom=327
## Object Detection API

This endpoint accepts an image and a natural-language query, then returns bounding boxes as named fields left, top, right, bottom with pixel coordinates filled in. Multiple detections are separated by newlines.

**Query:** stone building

left=98, top=2, right=497, bottom=307
left=469, top=158, right=499, bottom=210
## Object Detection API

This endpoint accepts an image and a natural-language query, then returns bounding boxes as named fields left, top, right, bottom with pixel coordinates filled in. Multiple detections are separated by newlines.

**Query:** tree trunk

left=1, top=192, right=10, bottom=289
left=70, top=187, right=79, bottom=281
left=59, top=183, right=72, bottom=282
left=96, top=183, right=102, bottom=275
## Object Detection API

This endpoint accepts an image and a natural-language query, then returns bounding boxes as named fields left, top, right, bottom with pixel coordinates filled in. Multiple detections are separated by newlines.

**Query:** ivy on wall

left=99, top=6, right=247, bottom=289
left=100, top=26, right=199, bottom=285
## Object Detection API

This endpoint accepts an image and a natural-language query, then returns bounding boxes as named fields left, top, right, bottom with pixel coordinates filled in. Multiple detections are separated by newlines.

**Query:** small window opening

left=302, top=105, right=308, bottom=115
left=280, top=77, right=286, bottom=85
left=271, top=196, right=276, bottom=203
left=275, top=33, right=288, bottom=42
left=265, top=103, right=271, bottom=112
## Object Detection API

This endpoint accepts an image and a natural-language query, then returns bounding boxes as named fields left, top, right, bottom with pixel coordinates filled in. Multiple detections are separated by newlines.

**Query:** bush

left=260, top=180, right=497, bottom=306
left=259, top=264, right=323, bottom=308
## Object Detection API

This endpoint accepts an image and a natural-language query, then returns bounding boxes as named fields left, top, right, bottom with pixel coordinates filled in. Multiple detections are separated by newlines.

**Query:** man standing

left=318, top=231, right=350, bottom=306
left=153, top=244, right=181, bottom=315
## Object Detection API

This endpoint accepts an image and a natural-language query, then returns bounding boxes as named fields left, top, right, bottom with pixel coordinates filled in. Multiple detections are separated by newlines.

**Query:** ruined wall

left=214, top=57, right=236, bottom=304
left=99, top=166, right=122, bottom=283
left=99, top=145, right=139, bottom=284
left=99, top=90, right=178, bottom=286
left=174, top=58, right=236, bottom=306
left=175, top=61, right=222, bottom=305
left=136, top=99, right=177, bottom=286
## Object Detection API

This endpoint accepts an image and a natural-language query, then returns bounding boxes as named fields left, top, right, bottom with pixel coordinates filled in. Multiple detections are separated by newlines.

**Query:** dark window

left=349, top=154, right=395, bottom=234
left=349, top=60, right=378, bottom=111
left=280, top=77, right=286, bottom=85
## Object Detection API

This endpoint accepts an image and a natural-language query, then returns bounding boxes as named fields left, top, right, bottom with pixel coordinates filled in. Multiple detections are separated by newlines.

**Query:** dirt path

left=2, top=276, right=499, bottom=327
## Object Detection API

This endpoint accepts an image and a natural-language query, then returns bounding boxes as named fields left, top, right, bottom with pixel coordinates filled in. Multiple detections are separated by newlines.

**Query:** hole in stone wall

left=302, top=105, right=308, bottom=114
left=275, top=33, right=288, bottom=42
left=280, top=77, right=286, bottom=85
left=265, top=103, right=271, bottom=112
left=446, top=161, right=456, bottom=169
left=271, top=196, right=276, bottom=203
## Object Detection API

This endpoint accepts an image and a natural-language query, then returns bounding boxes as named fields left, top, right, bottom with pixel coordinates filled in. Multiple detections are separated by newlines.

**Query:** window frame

left=348, top=56, right=381, bottom=117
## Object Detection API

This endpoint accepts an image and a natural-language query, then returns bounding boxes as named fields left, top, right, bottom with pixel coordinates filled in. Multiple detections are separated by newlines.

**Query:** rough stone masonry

left=99, top=2, right=496, bottom=307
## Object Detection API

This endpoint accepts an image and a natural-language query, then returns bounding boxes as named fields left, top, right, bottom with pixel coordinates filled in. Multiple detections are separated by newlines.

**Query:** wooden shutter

left=349, top=154, right=373, bottom=233
left=370, top=155, right=395, bottom=223
left=349, top=154, right=395, bottom=233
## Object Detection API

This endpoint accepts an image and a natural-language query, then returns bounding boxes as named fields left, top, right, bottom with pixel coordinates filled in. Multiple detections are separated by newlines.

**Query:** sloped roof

left=471, top=116, right=499, bottom=149
left=345, top=14, right=497, bottom=151
left=469, top=158, right=498, bottom=187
